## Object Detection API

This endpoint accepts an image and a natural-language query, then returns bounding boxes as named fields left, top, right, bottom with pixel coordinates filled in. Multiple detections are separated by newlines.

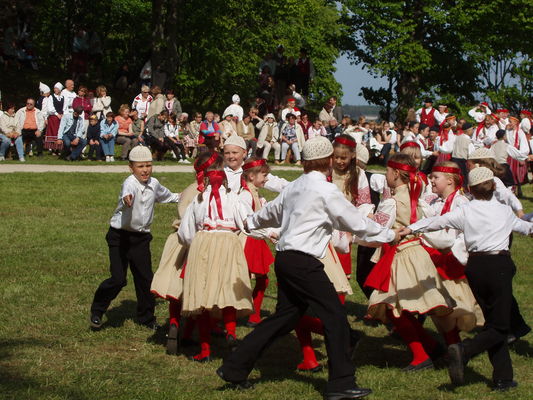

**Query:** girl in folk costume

left=420, top=162, right=484, bottom=345
left=435, top=115, right=457, bottom=163
left=151, top=152, right=220, bottom=354
left=238, top=158, right=276, bottom=327
left=400, top=141, right=437, bottom=204
left=330, top=135, right=374, bottom=277
left=365, top=153, right=455, bottom=371
left=505, top=116, right=530, bottom=197
left=178, top=153, right=254, bottom=362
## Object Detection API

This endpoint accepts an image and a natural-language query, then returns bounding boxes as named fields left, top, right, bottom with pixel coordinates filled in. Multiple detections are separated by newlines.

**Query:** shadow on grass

left=436, top=365, right=492, bottom=392
left=98, top=299, right=137, bottom=329
left=510, top=339, right=533, bottom=357
left=0, top=339, right=93, bottom=400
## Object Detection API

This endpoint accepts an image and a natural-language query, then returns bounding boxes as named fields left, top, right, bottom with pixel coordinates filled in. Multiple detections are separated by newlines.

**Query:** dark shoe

left=349, top=329, right=362, bottom=360
left=226, top=334, right=239, bottom=351
left=246, top=321, right=259, bottom=328
left=189, top=354, right=212, bottom=363
left=402, top=358, right=434, bottom=372
left=180, top=337, right=198, bottom=347
left=297, top=363, right=323, bottom=373
left=447, top=343, right=466, bottom=385
left=509, top=324, right=531, bottom=344
left=90, top=313, right=103, bottom=329
left=140, top=320, right=161, bottom=331
left=324, top=387, right=372, bottom=400
left=166, top=324, right=179, bottom=355
left=216, top=367, right=254, bottom=390
left=493, top=380, right=518, bottom=392
left=429, top=343, right=448, bottom=362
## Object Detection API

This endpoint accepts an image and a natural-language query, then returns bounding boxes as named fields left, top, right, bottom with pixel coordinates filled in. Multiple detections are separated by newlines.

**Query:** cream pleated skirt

left=320, top=243, right=353, bottom=296
left=439, top=278, right=485, bottom=331
left=367, top=240, right=456, bottom=323
left=150, top=232, right=187, bottom=301
left=182, top=231, right=253, bottom=317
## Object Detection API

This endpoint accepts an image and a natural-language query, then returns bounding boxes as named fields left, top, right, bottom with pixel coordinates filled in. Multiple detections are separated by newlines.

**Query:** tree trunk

left=164, top=0, right=179, bottom=89
left=151, top=0, right=165, bottom=84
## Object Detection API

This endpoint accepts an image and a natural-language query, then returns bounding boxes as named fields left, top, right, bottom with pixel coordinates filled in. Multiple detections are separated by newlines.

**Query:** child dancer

left=238, top=157, right=275, bottom=327
left=90, top=146, right=180, bottom=329
left=178, top=153, right=254, bottom=362
left=330, top=135, right=374, bottom=277
left=150, top=151, right=219, bottom=354
left=420, top=162, right=484, bottom=345
left=365, top=153, right=455, bottom=371
left=404, top=167, right=533, bottom=390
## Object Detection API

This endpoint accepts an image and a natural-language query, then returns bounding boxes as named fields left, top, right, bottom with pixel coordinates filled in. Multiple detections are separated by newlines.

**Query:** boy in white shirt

left=90, top=146, right=180, bottom=330
left=402, top=167, right=533, bottom=391
left=217, top=137, right=399, bottom=400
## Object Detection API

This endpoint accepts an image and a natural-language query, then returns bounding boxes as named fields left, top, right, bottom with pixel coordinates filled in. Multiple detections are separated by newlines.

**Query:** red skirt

left=336, top=249, right=352, bottom=276
left=508, top=156, right=527, bottom=184
left=436, top=152, right=451, bottom=164
left=421, top=244, right=465, bottom=280
left=244, top=237, right=274, bottom=275
left=45, top=115, right=63, bottom=151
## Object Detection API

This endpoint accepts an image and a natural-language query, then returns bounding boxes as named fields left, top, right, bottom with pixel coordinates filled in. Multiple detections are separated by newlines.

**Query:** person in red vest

left=416, top=98, right=439, bottom=128
left=294, top=48, right=315, bottom=97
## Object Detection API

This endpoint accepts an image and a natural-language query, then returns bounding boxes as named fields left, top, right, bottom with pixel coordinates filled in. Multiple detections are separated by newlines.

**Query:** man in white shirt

left=218, top=137, right=398, bottom=400
left=61, top=79, right=77, bottom=115
left=519, top=110, right=531, bottom=134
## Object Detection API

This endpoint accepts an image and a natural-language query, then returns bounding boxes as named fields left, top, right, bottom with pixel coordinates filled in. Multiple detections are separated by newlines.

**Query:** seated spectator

left=0, top=104, right=25, bottom=161
left=318, top=102, right=334, bottom=125
left=100, top=112, right=118, bottom=162
left=15, top=97, right=45, bottom=157
left=72, top=85, right=93, bottom=133
left=92, top=85, right=112, bottom=120
left=298, top=112, right=312, bottom=140
left=132, top=85, right=153, bottom=120
left=279, top=113, right=304, bottom=165
left=325, top=118, right=342, bottom=142
left=147, top=86, right=164, bottom=120
left=185, top=112, right=201, bottom=157
left=164, top=112, right=189, bottom=163
left=257, top=113, right=280, bottom=161
left=145, top=110, right=169, bottom=160
left=220, top=112, right=238, bottom=140
left=198, top=111, right=222, bottom=153
left=307, top=118, right=327, bottom=139
left=222, top=94, right=244, bottom=122
left=130, top=109, right=145, bottom=144
left=86, top=113, right=102, bottom=161
left=237, top=114, right=257, bottom=155
left=57, top=106, right=86, bottom=161
left=114, top=104, right=137, bottom=161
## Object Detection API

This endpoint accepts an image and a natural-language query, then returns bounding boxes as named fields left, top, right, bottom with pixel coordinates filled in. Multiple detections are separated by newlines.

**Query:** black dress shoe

left=226, top=334, right=239, bottom=351
left=297, top=364, right=323, bottom=373
left=90, top=314, right=103, bottom=329
left=246, top=321, right=258, bottom=328
left=324, top=387, right=372, bottom=400
left=166, top=324, right=179, bottom=355
left=140, top=320, right=161, bottom=331
left=216, top=367, right=254, bottom=390
left=493, top=380, right=518, bottom=391
left=428, top=343, right=448, bottom=362
left=447, top=343, right=466, bottom=385
left=402, top=358, right=434, bottom=372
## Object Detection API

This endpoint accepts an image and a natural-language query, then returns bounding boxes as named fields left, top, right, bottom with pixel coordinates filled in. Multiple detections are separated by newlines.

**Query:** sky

left=334, top=53, right=388, bottom=106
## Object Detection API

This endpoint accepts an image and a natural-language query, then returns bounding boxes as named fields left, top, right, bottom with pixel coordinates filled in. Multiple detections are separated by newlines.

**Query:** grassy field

left=0, top=170, right=531, bottom=400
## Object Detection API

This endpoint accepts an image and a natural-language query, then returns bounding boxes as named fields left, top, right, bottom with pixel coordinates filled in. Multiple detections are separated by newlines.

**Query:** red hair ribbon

left=206, top=170, right=226, bottom=219
left=242, top=159, right=266, bottom=170
left=432, top=166, right=463, bottom=214
left=334, top=136, right=356, bottom=148
left=387, top=160, right=422, bottom=224
left=400, top=141, right=419, bottom=151
left=194, top=152, right=218, bottom=191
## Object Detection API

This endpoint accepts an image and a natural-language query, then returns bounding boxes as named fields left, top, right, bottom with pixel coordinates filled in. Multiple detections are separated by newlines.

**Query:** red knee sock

left=193, top=311, right=211, bottom=360
left=249, top=277, right=269, bottom=324
left=443, top=327, right=461, bottom=345
left=295, top=324, right=319, bottom=369
left=405, top=312, right=438, bottom=353
left=168, top=299, right=181, bottom=327
left=222, top=307, right=237, bottom=338
left=298, top=315, right=324, bottom=335
left=387, top=310, right=430, bottom=366
left=182, top=317, right=196, bottom=340
left=338, top=294, right=346, bottom=305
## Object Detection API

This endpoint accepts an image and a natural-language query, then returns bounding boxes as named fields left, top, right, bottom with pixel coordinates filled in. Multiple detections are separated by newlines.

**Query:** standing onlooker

left=319, top=102, right=334, bottom=125
left=294, top=48, right=315, bottom=97
left=0, top=104, right=25, bottom=161
left=43, top=82, right=64, bottom=152
left=132, top=85, right=153, bottom=120
left=92, top=85, right=112, bottom=120
left=38, top=82, right=52, bottom=115
left=223, top=94, right=244, bottom=122
left=72, top=85, right=93, bottom=134
left=86, top=114, right=102, bottom=161
left=15, top=98, right=45, bottom=157
left=147, top=86, right=165, bottom=120
left=61, top=79, right=77, bottom=116
left=71, top=29, right=89, bottom=82
left=115, top=105, right=136, bottom=161
left=100, top=112, right=119, bottom=162
left=329, top=96, right=343, bottom=122
left=164, top=89, right=182, bottom=116
left=57, top=106, right=86, bottom=160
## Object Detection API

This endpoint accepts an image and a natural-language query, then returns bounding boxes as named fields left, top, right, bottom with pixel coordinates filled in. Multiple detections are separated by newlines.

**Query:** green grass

left=0, top=171, right=531, bottom=400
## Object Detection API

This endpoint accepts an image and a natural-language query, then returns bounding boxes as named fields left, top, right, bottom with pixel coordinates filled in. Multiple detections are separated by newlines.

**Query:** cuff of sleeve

left=247, top=215, right=258, bottom=231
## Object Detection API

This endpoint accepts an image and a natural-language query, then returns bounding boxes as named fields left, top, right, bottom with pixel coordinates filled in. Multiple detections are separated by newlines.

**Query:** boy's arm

left=404, top=207, right=465, bottom=235
left=177, top=202, right=197, bottom=245
left=247, top=192, right=284, bottom=230
left=511, top=215, right=533, bottom=236
left=264, top=173, right=289, bottom=193
left=155, top=183, right=180, bottom=203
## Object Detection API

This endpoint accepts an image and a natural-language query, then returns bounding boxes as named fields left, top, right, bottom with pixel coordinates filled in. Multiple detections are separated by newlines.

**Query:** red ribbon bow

left=387, top=160, right=422, bottom=224
left=206, top=170, right=226, bottom=219
left=194, top=152, right=218, bottom=192
left=334, top=136, right=356, bottom=148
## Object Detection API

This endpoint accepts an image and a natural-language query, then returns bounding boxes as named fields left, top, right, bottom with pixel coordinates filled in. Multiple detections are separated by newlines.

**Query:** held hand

left=392, top=228, right=402, bottom=243
left=35, top=131, right=42, bottom=137
left=72, top=137, right=80, bottom=146
left=367, top=213, right=374, bottom=220
left=398, top=227, right=412, bottom=238
left=243, top=219, right=250, bottom=234
left=123, top=194, right=134, bottom=207
left=56, top=139, right=63, bottom=145
left=517, top=210, right=525, bottom=219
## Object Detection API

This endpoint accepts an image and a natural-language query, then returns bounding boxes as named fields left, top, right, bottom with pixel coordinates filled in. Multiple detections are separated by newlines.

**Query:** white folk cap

left=54, top=82, right=64, bottom=90
left=129, top=145, right=153, bottom=162
left=468, top=147, right=495, bottom=160
left=232, top=94, right=240, bottom=103
left=224, top=134, right=247, bottom=150
left=302, top=136, right=333, bottom=161
left=265, top=113, right=276, bottom=120
left=356, top=145, right=370, bottom=164
left=39, top=82, right=51, bottom=94
left=468, top=166, right=494, bottom=186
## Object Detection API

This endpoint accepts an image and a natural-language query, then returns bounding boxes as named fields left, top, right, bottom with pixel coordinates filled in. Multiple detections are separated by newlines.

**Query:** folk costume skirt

left=150, top=232, right=187, bottom=301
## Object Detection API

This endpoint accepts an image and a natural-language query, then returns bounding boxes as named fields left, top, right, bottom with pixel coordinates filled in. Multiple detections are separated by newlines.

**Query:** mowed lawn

left=0, top=171, right=532, bottom=400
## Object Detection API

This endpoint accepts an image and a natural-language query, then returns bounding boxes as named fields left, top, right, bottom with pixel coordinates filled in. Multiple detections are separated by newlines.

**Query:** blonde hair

left=400, top=143, right=422, bottom=161
left=95, top=85, right=107, bottom=97
left=433, top=161, right=462, bottom=189
left=118, top=104, right=130, bottom=116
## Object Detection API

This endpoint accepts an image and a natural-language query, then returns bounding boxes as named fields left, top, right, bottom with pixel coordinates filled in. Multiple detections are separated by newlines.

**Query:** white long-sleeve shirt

left=408, top=197, right=533, bottom=252
left=247, top=171, right=395, bottom=258
left=224, top=166, right=289, bottom=193
left=468, top=106, right=492, bottom=123
left=110, top=175, right=180, bottom=232
left=61, top=89, right=77, bottom=115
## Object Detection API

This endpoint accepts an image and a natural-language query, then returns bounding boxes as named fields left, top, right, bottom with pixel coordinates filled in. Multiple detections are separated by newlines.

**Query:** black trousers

left=220, top=250, right=356, bottom=392
left=464, top=254, right=515, bottom=382
left=355, top=246, right=375, bottom=299
left=163, top=137, right=186, bottom=160
left=91, top=227, right=155, bottom=325
left=22, top=128, right=44, bottom=155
